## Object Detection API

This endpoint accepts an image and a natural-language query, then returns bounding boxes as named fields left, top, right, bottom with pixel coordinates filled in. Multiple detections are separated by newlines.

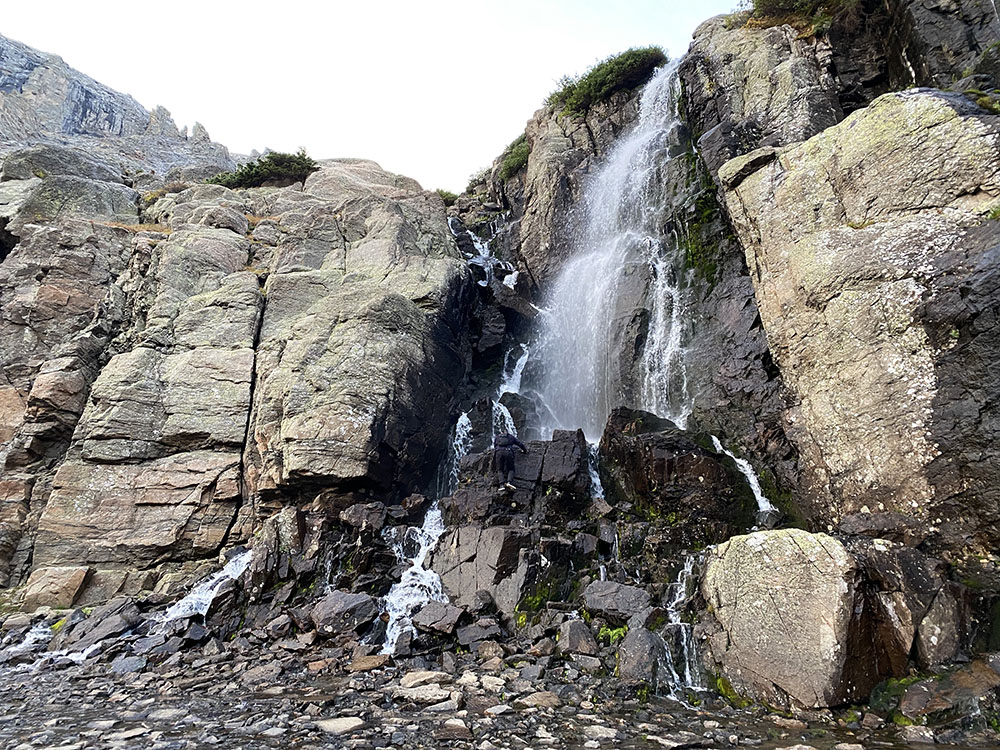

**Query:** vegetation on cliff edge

left=499, top=134, right=531, bottom=181
left=547, top=46, right=667, bottom=116
left=207, top=149, right=318, bottom=189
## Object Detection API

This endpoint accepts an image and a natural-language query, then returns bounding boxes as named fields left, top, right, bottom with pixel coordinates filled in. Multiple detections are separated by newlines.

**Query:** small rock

left=400, top=669, right=452, bottom=688
left=347, top=654, right=389, bottom=672
left=515, top=691, right=561, bottom=709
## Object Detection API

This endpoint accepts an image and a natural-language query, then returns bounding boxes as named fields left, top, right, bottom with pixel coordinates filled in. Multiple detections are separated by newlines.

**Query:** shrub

left=207, top=149, right=318, bottom=189
left=499, top=134, right=530, bottom=181
left=749, top=0, right=861, bottom=21
left=436, top=189, right=458, bottom=206
left=547, top=46, right=667, bottom=116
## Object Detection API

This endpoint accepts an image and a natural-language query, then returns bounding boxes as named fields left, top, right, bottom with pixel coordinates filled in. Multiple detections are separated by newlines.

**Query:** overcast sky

left=3, top=1, right=738, bottom=191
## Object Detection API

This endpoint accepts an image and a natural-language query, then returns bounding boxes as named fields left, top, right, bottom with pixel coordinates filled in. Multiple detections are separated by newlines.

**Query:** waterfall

left=0, top=623, right=51, bottom=663
left=491, top=345, right=530, bottom=440
left=382, top=411, right=475, bottom=654
left=658, top=555, right=704, bottom=698
left=531, top=61, right=691, bottom=440
left=710, top=435, right=780, bottom=526
left=159, top=549, right=253, bottom=624
left=380, top=502, right=448, bottom=655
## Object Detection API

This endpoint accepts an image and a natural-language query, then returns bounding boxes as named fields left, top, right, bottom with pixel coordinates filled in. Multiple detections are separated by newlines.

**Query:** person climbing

left=492, top=432, right=527, bottom=492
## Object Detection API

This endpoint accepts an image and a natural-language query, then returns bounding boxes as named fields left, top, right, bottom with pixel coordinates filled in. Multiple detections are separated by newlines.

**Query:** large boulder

left=721, top=90, right=1000, bottom=554
left=701, top=530, right=861, bottom=708
left=700, top=529, right=970, bottom=708
left=21, top=565, right=89, bottom=610
left=582, top=580, right=651, bottom=623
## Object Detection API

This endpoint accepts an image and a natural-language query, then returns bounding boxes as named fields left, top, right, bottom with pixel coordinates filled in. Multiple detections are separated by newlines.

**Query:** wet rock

left=582, top=580, right=650, bottom=622
left=617, top=627, right=664, bottom=686
left=339, top=502, right=388, bottom=531
left=309, top=590, right=378, bottom=636
left=412, top=601, right=464, bottom=635
left=899, top=660, right=1000, bottom=725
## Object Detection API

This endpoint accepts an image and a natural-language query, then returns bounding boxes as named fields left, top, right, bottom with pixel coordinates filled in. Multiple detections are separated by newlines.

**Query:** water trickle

left=658, top=555, right=704, bottom=697
left=380, top=502, right=448, bottom=655
left=0, top=623, right=51, bottom=662
left=160, top=549, right=253, bottom=624
left=587, top=442, right=605, bottom=500
left=531, top=61, right=691, bottom=440
left=710, top=435, right=779, bottom=525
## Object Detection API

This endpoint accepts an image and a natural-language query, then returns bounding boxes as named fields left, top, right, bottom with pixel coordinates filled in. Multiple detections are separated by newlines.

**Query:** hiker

left=492, top=432, right=527, bottom=491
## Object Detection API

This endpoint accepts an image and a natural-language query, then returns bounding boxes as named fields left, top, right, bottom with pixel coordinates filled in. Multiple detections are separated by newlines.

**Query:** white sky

left=3, top=1, right=738, bottom=191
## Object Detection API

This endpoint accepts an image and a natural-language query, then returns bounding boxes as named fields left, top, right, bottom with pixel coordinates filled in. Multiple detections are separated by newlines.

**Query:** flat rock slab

left=315, top=717, right=365, bottom=735
left=400, top=669, right=452, bottom=689
left=391, top=685, right=451, bottom=704
left=347, top=654, right=390, bottom=673
left=514, top=691, right=561, bottom=709
left=582, top=580, right=650, bottom=621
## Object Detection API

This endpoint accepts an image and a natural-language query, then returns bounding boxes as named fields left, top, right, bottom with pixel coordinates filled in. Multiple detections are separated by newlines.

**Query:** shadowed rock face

left=720, top=90, right=1000, bottom=553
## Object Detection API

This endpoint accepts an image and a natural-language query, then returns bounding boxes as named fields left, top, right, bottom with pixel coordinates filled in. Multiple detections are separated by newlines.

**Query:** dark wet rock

left=599, top=408, right=759, bottom=566
left=338, top=502, right=388, bottom=531
left=582, top=581, right=650, bottom=623
left=838, top=512, right=927, bottom=547
left=617, top=627, right=664, bottom=687
left=456, top=619, right=503, bottom=647
left=412, top=601, right=465, bottom=635
left=899, top=659, right=1000, bottom=726
left=309, top=590, right=378, bottom=636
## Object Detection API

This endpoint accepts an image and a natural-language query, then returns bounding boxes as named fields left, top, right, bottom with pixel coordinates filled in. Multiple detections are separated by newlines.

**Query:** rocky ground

left=0, top=651, right=961, bottom=750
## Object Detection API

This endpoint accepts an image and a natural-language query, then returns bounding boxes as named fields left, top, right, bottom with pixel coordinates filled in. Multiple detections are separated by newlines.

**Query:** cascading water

left=159, top=549, right=253, bottom=624
left=710, top=435, right=780, bottom=526
left=381, top=412, right=474, bottom=655
left=380, top=502, right=449, bottom=655
left=657, top=555, right=704, bottom=699
left=531, top=61, right=692, bottom=440
left=492, top=346, right=529, bottom=439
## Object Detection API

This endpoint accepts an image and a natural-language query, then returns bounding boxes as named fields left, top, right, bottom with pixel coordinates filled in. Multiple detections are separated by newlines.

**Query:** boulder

left=721, top=90, right=1000, bottom=553
left=339, top=502, right=388, bottom=532
left=309, top=590, right=378, bottom=636
left=412, top=601, right=464, bottom=635
left=21, top=566, right=89, bottom=610
left=701, top=530, right=861, bottom=708
left=617, top=627, right=665, bottom=686
left=582, top=581, right=650, bottom=623
left=557, top=619, right=599, bottom=656
left=598, top=407, right=760, bottom=559
left=1, top=145, right=123, bottom=183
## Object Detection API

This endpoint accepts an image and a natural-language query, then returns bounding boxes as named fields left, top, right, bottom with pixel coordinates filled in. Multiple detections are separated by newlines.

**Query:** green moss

left=516, top=580, right=554, bottom=612
left=682, top=187, right=725, bottom=282
left=547, top=47, right=667, bottom=116
left=598, top=624, right=628, bottom=645
left=207, top=149, right=318, bottom=189
left=436, top=189, right=458, bottom=206
left=715, top=673, right=752, bottom=708
left=636, top=682, right=651, bottom=703
left=869, top=674, right=926, bottom=715
left=499, top=134, right=530, bottom=182
left=50, top=616, right=69, bottom=633
left=987, top=204, right=1000, bottom=221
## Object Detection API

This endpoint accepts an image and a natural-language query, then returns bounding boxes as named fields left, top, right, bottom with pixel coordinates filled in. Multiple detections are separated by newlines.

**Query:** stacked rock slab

left=1, top=159, right=471, bottom=605
left=720, top=91, right=1000, bottom=552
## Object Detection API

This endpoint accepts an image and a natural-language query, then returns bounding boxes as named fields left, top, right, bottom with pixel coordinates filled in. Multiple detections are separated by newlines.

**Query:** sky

left=3, top=1, right=739, bottom=191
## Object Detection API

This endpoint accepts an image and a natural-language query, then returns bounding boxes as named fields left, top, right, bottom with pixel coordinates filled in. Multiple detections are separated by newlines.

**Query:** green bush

left=436, top=189, right=458, bottom=206
left=207, top=149, right=318, bottom=189
left=499, top=134, right=530, bottom=181
left=750, top=0, right=859, bottom=19
left=547, top=46, right=667, bottom=116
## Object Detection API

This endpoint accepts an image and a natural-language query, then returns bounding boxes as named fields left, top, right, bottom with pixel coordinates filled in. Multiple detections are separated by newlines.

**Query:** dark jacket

left=493, top=433, right=527, bottom=453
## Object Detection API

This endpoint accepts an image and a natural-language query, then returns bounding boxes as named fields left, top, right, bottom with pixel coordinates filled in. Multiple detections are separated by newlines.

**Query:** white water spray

left=380, top=502, right=449, bottom=655
left=710, top=435, right=778, bottom=524
left=160, top=550, right=253, bottom=623
left=658, top=555, right=704, bottom=698
left=532, top=61, right=691, bottom=440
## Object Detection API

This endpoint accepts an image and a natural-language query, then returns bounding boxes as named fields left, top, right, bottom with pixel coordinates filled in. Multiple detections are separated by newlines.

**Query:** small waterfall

left=0, top=623, right=51, bottom=662
left=437, top=411, right=473, bottom=498
left=447, top=216, right=514, bottom=288
left=658, top=555, right=704, bottom=698
left=587, top=443, right=605, bottom=500
left=492, top=345, right=530, bottom=440
left=531, top=61, right=691, bottom=440
left=380, top=502, right=448, bottom=655
left=710, top=435, right=780, bottom=526
left=159, top=549, right=253, bottom=624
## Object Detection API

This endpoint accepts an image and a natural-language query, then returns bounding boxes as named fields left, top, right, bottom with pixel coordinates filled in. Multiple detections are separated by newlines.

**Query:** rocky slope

left=1, top=4, right=1000, bottom=746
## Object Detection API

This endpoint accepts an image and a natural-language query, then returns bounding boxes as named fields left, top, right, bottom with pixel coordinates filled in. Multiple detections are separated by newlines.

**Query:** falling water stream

left=531, top=61, right=690, bottom=440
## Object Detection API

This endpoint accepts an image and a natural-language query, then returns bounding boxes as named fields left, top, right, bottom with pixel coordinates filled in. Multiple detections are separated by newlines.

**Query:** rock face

left=701, top=529, right=969, bottom=708
left=721, top=90, right=1000, bottom=552
left=0, top=156, right=471, bottom=594
left=0, top=33, right=234, bottom=181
